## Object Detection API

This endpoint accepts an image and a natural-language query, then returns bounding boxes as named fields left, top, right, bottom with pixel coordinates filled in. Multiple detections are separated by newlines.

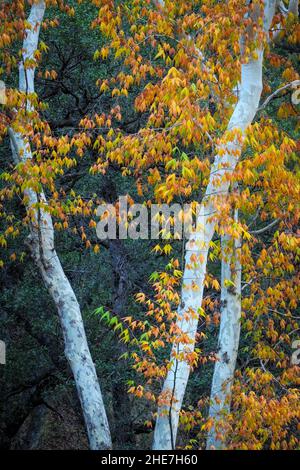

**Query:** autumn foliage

left=0, top=0, right=299, bottom=450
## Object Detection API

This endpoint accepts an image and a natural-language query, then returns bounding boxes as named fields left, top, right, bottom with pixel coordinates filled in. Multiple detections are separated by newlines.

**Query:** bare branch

left=258, top=80, right=300, bottom=111
left=250, top=219, right=279, bottom=235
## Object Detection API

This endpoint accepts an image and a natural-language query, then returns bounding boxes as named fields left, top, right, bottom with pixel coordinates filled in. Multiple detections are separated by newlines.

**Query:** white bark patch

left=206, top=213, right=241, bottom=450
left=153, top=0, right=276, bottom=450
left=8, top=1, right=111, bottom=450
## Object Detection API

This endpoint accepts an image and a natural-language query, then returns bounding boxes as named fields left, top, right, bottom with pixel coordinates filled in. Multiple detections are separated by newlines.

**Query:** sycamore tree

left=0, top=0, right=111, bottom=450
left=88, top=0, right=299, bottom=450
left=0, top=0, right=299, bottom=450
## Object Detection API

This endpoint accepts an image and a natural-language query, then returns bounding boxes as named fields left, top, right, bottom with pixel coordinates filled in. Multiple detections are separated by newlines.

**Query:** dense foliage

left=0, top=0, right=299, bottom=450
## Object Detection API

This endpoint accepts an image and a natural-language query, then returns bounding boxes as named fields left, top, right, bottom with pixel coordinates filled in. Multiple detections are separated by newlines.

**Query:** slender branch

left=250, top=219, right=279, bottom=235
left=258, top=80, right=300, bottom=111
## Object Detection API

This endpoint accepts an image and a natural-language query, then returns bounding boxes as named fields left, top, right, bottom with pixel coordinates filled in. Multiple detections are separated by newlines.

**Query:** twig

left=258, top=80, right=300, bottom=111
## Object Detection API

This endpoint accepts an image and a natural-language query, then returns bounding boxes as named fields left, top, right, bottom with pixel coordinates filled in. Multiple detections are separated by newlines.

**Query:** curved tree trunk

left=206, top=210, right=241, bottom=450
left=8, top=1, right=111, bottom=450
left=153, top=0, right=276, bottom=450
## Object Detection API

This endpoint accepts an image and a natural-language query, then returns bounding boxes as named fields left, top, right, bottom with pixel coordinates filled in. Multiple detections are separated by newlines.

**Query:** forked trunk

left=153, top=0, right=276, bottom=450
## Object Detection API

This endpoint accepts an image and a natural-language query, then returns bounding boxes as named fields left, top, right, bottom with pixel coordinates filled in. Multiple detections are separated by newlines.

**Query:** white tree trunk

left=206, top=210, right=241, bottom=450
left=287, top=0, right=299, bottom=15
left=153, top=0, right=276, bottom=450
left=9, top=1, right=111, bottom=450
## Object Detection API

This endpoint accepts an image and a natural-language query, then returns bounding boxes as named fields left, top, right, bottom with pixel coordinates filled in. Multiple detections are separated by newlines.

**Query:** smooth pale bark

left=274, top=0, right=298, bottom=39
left=288, top=0, right=299, bottom=14
left=283, top=0, right=299, bottom=15
left=9, top=1, right=111, bottom=450
left=153, top=0, right=276, bottom=450
left=206, top=210, right=241, bottom=450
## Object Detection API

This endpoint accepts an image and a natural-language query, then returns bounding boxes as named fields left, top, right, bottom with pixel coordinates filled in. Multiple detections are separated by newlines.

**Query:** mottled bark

left=8, top=1, right=111, bottom=450
left=206, top=210, right=241, bottom=450
left=153, top=0, right=276, bottom=450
